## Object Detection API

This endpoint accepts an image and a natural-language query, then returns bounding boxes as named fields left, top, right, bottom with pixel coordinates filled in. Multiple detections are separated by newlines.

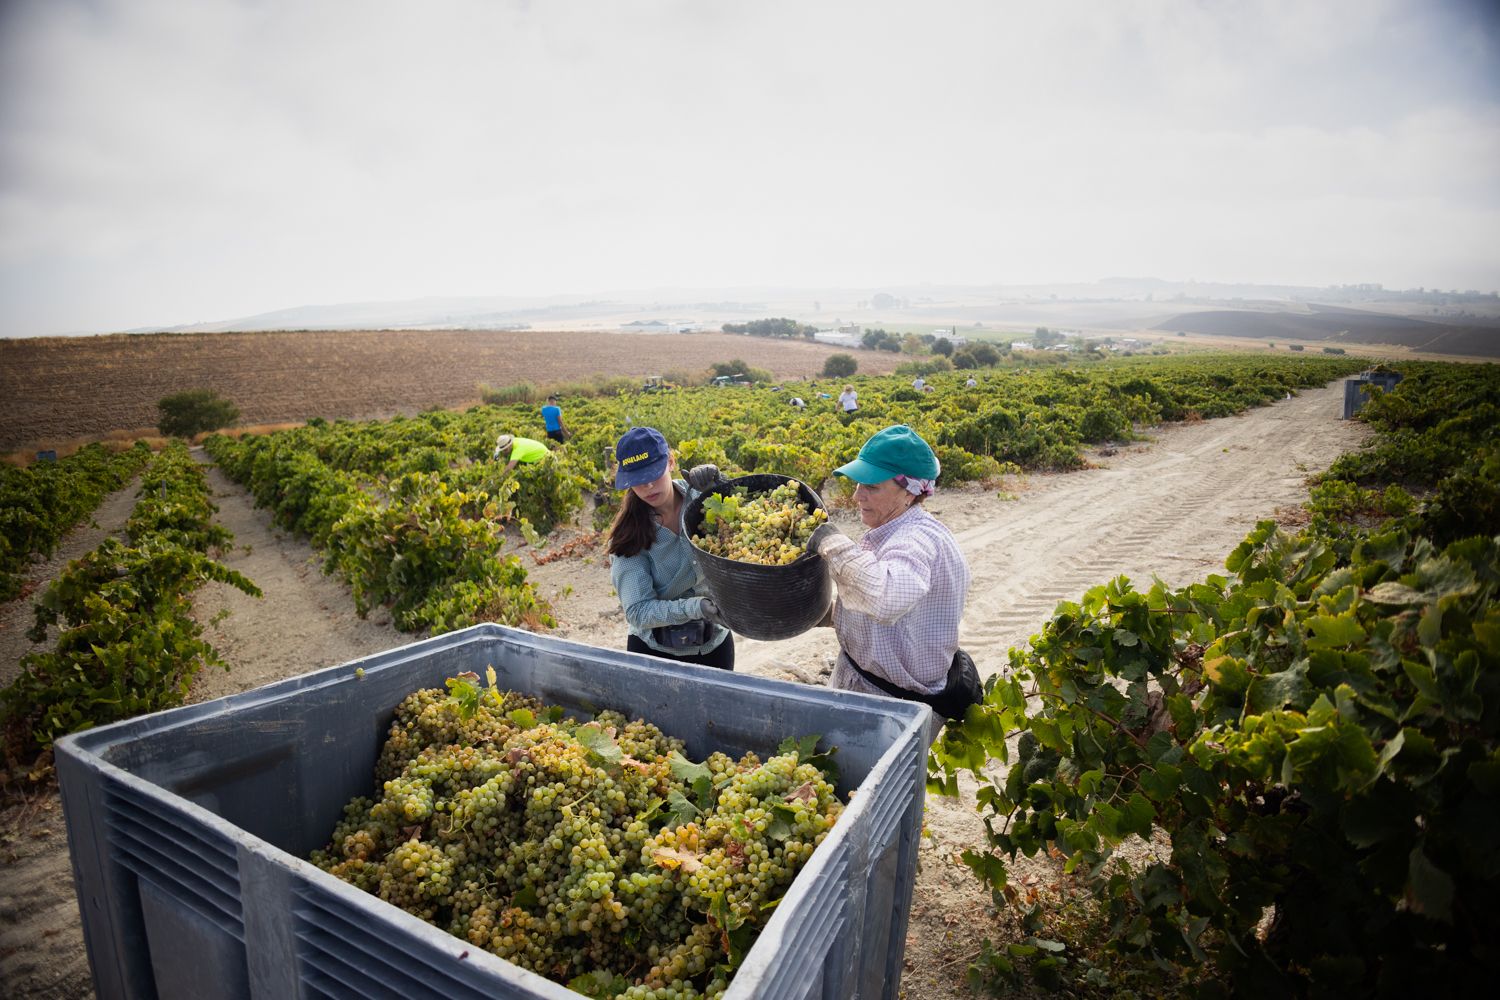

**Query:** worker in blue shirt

left=541, top=395, right=568, bottom=443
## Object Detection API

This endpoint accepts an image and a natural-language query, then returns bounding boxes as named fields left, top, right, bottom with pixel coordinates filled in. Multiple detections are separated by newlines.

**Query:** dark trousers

left=627, top=632, right=735, bottom=671
left=546, top=429, right=566, bottom=443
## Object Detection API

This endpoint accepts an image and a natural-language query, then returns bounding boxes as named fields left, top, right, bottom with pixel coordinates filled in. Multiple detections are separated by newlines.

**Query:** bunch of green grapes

left=693, top=482, right=827, bottom=565
left=309, top=673, right=844, bottom=1000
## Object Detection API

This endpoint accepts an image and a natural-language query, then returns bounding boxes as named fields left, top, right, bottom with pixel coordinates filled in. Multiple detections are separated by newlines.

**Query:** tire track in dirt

left=950, top=385, right=1368, bottom=675
left=188, top=452, right=409, bottom=702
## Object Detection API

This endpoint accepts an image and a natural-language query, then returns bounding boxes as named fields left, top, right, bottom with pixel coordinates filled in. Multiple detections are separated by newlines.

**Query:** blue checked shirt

left=820, top=504, right=971, bottom=697
left=609, top=480, right=728, bottom=656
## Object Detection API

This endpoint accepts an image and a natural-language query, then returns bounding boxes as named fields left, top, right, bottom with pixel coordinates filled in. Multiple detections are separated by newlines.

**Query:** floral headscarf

left=893, top=473, right=937, bottom=498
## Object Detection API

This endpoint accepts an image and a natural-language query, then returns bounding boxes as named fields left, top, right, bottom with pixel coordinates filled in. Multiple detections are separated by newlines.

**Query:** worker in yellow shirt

left=492, top=433, right=549, bottom=472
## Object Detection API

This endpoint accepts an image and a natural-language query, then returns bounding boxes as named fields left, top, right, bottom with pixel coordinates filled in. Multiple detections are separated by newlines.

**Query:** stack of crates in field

left=55, top=624, right=930, bottom=1000
left=1342, top=369, right=1404, bottom=419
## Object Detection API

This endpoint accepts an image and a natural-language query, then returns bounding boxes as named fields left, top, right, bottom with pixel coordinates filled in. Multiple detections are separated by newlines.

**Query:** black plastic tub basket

left=683, top=473, right=833, bottom=641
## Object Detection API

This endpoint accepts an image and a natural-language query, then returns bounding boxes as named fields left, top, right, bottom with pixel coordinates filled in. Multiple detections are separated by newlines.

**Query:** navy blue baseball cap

left=614, top=426, right=671, bottom=488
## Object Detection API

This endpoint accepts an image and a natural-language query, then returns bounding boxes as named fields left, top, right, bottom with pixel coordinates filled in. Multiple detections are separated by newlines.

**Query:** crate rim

left=57, top=623, right=927, bottom=759
left=55, top=623, right=932, bottom=998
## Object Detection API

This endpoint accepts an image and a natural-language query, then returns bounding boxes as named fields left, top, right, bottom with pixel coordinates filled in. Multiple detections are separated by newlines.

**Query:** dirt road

left=0, top=382, right=1368, bottom=999
left=526, top=381, right=1370, bottom=998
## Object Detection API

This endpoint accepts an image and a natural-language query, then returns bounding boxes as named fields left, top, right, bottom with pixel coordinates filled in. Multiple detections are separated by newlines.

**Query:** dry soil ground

left=0, top=330, right=904, bottom=453
left=0, top=382, right=1369, bottom=999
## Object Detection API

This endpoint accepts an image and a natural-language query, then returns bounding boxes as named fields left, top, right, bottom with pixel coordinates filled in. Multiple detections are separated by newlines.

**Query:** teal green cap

left=835, top=424, right=939, bottom=484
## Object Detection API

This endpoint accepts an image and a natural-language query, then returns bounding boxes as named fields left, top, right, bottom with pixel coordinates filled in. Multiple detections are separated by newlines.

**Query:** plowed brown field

left=0, top=330, right=900, bottom=451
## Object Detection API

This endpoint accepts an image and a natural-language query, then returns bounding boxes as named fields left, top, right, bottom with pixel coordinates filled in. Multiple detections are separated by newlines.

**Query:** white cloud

left=2, top=0, right=1498, bottom=335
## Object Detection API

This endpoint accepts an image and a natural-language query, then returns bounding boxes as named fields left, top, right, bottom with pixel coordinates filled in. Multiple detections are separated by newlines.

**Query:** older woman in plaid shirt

left=808, top=425, right=971, bottom=728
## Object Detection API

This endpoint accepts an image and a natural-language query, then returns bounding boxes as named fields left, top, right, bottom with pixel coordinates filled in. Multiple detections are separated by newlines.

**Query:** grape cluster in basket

left=311, top=669, right=842, bottom=1000
left=692, top=482, right=827, bottom=566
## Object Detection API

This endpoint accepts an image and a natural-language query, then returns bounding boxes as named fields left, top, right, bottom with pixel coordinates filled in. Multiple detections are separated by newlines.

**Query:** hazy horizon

left=3, top=0, right=1498, bottom=339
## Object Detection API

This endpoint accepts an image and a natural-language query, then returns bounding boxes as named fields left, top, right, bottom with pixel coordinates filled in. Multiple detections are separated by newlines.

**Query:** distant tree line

left=952, top=342, right=1003, bottom=368
left=721, top=318, right=816, bottom=339
left=860, top=328, right=1005, bottom=369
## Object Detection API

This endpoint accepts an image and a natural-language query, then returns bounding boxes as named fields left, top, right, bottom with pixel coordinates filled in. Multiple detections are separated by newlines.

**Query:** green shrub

left=478, top=382, right=538, bottom=406
left=937, top=405, right=1020, bottom=457
left=157, top=389, right=240, bottom=437
left=733, top=438, right=838, bottom=489
left=509, top=452, right=592, bottom=535
left=939, top=523, right=1500, bottom=995
left=673, top=438, right=734, bottom=476
left=822, top=353, right=858, bottom=378
left=929, top=443, right=999, bottom=483
left=953, top=342, right=1003, bottom=368
left=896, top=357, right=953, bottom=378
left=935, top=359, right=1500, bottom=996
left=1078, top=404, right=1129, bottom=443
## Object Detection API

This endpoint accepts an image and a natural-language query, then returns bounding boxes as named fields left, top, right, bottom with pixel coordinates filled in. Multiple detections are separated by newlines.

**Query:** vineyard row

left=1, top=442, right=260, bottom=756
left=203, top=354, right=1368, bottom=636
left=0, top=441, right=153, bottom=600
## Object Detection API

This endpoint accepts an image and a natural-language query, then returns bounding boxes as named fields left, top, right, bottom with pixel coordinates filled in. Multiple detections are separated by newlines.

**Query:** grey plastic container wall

left=1342, top=377, right=1369, bottom=419
left=54, top=624, right=931, bottom=1000
left=1342, top=371, right=1404, bottom=419
left=683, top=473, right=834, bottom=640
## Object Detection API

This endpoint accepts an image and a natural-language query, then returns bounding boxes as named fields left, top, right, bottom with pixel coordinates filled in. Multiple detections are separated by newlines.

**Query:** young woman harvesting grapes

left=606, top=426, right=734, bottom=669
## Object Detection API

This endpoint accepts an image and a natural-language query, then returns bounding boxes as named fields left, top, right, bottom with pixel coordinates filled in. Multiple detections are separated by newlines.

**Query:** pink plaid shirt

left=820, top=505, right=971, bottom=697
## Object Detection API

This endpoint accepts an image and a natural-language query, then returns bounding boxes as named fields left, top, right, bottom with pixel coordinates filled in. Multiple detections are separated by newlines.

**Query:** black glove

left=806, top=523, right=844, bottom=556
left=687, top=464, right=724, bottom=492
left=699, top=597, right=727, bottom=627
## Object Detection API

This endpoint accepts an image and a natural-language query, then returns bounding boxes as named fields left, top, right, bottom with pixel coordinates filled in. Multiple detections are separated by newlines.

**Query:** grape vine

left=0, top=441, right=152, bottom=600
left=933, top=360, right=1500, bottom=995
left=199, top=355, right=1363, bottom=639
left=1, top=442, right=260, bottom=757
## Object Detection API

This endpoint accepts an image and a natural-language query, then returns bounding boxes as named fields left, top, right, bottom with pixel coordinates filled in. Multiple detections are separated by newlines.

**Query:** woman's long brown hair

left=606, top=490, right=658, bottom=558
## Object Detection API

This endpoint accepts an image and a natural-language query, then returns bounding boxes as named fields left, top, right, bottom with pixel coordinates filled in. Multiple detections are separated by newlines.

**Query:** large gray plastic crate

left=55, top=623, right=930, bottom=1000
left=1343, top=370, right=1404, bottom=419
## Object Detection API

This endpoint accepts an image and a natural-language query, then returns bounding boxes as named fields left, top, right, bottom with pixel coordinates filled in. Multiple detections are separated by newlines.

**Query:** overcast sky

left=2, top=0, right=1498, bottom=337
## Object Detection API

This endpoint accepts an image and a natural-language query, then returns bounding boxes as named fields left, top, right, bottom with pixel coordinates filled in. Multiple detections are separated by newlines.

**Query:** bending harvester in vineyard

left=491, top=433, right=549, bottom=472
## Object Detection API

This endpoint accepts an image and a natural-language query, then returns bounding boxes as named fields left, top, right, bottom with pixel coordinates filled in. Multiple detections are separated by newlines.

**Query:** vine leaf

left=1246, top=660, right=1311, bottom=713
left=575, top=723, right=622, bottom=772
left=1404, top=847, right=1455, bottom=924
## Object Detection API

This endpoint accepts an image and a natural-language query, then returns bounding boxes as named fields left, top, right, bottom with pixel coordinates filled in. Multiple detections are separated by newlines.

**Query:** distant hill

left=99, top=280, right=1498, bottom=345
left=1154, top=305, right=1500, bottom=357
